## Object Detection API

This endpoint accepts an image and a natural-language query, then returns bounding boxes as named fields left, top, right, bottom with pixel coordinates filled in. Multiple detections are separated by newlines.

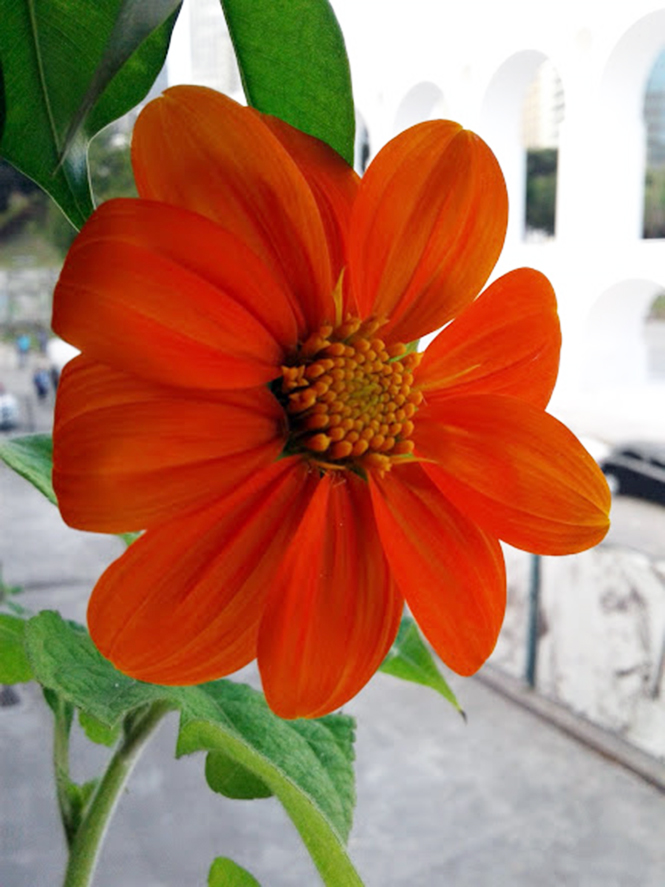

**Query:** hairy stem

left=62, top=701, right=171, bottom=887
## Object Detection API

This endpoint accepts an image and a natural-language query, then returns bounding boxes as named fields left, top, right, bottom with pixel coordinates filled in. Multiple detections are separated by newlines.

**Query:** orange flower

left=52, top=86, right=610, bottom=719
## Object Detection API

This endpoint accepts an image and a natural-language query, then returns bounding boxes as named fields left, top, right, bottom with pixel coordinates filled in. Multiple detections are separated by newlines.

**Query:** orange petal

left=370, top=463, right=505, bottom=676
left=87, top=459, right=316, bottom=685
left=417, top=268, right=561, bottom=409
left=132, top=86, right=335, bottom=332
left=259, top=112, right=360, bottom=312
left=348, top=122, right=507, bottom=343
left=258, top=472, right=403, bottom=719
left=54, top=356, right=285, bottom=532
left=414, top=394, right=611, bottom=554
left=53, top=200, right=288, bottom=391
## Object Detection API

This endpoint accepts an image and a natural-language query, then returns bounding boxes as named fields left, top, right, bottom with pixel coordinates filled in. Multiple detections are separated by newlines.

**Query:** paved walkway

left=2, top=463, right=665, bottom=886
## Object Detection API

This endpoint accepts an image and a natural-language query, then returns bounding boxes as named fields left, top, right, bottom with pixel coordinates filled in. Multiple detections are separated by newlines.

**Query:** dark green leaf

left=380, top=615, right=465, bottom=717
left=206, top=751, right=273, bottom=800
left=79, top=709, right=122, bottom=747
left=221, top=0, right=355, bottom=164
left=63, top=0, right=182, bottom=160
left=0, top=434, right=56, bottom=505
left=0, top=0, right=179, bottom=228
left=0, top=614, right=33, bottom=683
left=25, top=611, right=363, bottom=887
left=0, top=56, right=5, bottom=142
left=209, top=857, right=261, bottom=887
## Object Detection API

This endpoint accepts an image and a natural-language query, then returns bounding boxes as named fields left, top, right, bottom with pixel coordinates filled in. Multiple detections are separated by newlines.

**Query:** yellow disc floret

left=276, top=316, right=422, bottom=473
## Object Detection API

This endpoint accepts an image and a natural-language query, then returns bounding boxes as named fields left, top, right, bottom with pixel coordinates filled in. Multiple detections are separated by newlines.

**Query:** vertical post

left=525, top=554, right=541, bottom=688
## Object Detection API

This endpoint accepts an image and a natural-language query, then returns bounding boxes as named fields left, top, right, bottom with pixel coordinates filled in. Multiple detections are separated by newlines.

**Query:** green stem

left=52, top=696, right=76, bottom=846
left=62, top=701, right=171, bottom=887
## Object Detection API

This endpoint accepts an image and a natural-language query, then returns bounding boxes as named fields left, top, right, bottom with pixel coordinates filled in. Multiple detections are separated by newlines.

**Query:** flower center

left=276, top=317, right=422, bottom=473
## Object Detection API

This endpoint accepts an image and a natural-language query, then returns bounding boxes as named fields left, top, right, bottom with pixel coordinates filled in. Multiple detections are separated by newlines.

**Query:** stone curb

left=477, top=665, right=665, bottom=793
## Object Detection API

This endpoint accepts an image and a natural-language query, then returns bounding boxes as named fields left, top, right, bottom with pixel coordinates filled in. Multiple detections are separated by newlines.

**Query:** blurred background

left=3, top=2, right=665, bottom=884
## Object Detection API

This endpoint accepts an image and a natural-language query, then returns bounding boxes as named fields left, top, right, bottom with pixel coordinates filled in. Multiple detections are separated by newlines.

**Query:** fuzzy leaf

left=0, top=434, right=56, bottom=505
left=380, top=615, right=465, bottom=717
left=209, top=857, right=261, bottom=887
left=24, top=611, right=363, bottom=887
left=79, top=709, right=122, bottom=747
left=206, top=751, right=274, bottom=800
left=0, top=614, right=33, bottom=683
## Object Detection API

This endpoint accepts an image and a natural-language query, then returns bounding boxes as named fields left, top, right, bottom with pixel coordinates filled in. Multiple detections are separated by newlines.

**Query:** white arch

left=393, top=82, right=448, bottom=135
left=595, top=10, right=665, bottom=242
left=480, top=50, right=551, bottom=244
left=582, top=279, right=662, bottom=387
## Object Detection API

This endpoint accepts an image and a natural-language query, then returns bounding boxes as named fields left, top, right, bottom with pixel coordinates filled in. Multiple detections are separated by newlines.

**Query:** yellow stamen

left=278, top=315, right=422, bottom=473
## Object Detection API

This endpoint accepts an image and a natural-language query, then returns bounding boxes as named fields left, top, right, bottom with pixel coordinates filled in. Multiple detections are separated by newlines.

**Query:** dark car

left=600, top=442, right=665, bottom=505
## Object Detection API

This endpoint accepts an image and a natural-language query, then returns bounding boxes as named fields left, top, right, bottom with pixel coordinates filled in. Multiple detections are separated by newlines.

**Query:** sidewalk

left=2, top=463, right=665, bottom=886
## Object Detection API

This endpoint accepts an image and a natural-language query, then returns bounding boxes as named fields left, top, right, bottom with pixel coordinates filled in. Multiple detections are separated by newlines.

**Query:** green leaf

left=66, top=777, right=99, bottom=838
left=0, top=614, right=33, bottom=683
left=0, top=0, right=180, bottom=228
left=0, top=434, right=56, bottom=505
left=0, top=435, right=141, bottom=547
left=209, top=857, right=261, bottom=887
left=206, top=751, right=273, bottom=800
left=196, top=680, right=356, bottom=840
left=380, top=615, right=465, bottom=717
left=24, top=612, right=364, bottom=887
left=221, top=0, right=355, bottom=165
left=61, top=1, right=181, bottom=162
left=0, top=56, right=5, bottom=142
left=79, top=709, right=122, bottom=747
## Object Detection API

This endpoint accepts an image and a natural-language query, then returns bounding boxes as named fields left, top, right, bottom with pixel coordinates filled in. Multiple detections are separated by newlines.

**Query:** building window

left=643, top=49, right=665, bottom=238
left=522, top=60, right=564, bottom=240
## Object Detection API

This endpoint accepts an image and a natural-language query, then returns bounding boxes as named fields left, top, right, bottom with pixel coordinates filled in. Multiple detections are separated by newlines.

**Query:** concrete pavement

left=2, top=461, right=665, bottom=886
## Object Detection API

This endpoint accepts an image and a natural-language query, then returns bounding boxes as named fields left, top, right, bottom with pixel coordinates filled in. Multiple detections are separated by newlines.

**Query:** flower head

left=52, top=86, right=610, bottom=719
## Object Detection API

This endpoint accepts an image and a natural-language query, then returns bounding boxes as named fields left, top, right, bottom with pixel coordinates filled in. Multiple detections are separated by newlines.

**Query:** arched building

left=329, top=0, right=665, bottom=441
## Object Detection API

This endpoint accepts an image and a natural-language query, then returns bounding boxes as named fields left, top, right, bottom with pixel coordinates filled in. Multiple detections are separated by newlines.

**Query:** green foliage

left=221, top=0, right=355, bottom=165
left=0, top=0, right=179, bottom=229
left=380, top=615, right=464, bottom=716
left=0, top=613, right=33, bottom=683
left=644, top=167, right=665, bottom=239
left=0, top=434, right=56, bottom=506
left=0, top=434, right=141, bottom=549
left=79, top=710, right=122, bottom=747
left=24, top=611, right=363, bottom=887
left=209, top=857, right=261, bottom=887
left=648, top=291, right=665, bottom=319
left=0, top=55, right=5, bottom=142
left=525, top=148, right=557, bottom=236
left=206, top=751, right=274, bottom=800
